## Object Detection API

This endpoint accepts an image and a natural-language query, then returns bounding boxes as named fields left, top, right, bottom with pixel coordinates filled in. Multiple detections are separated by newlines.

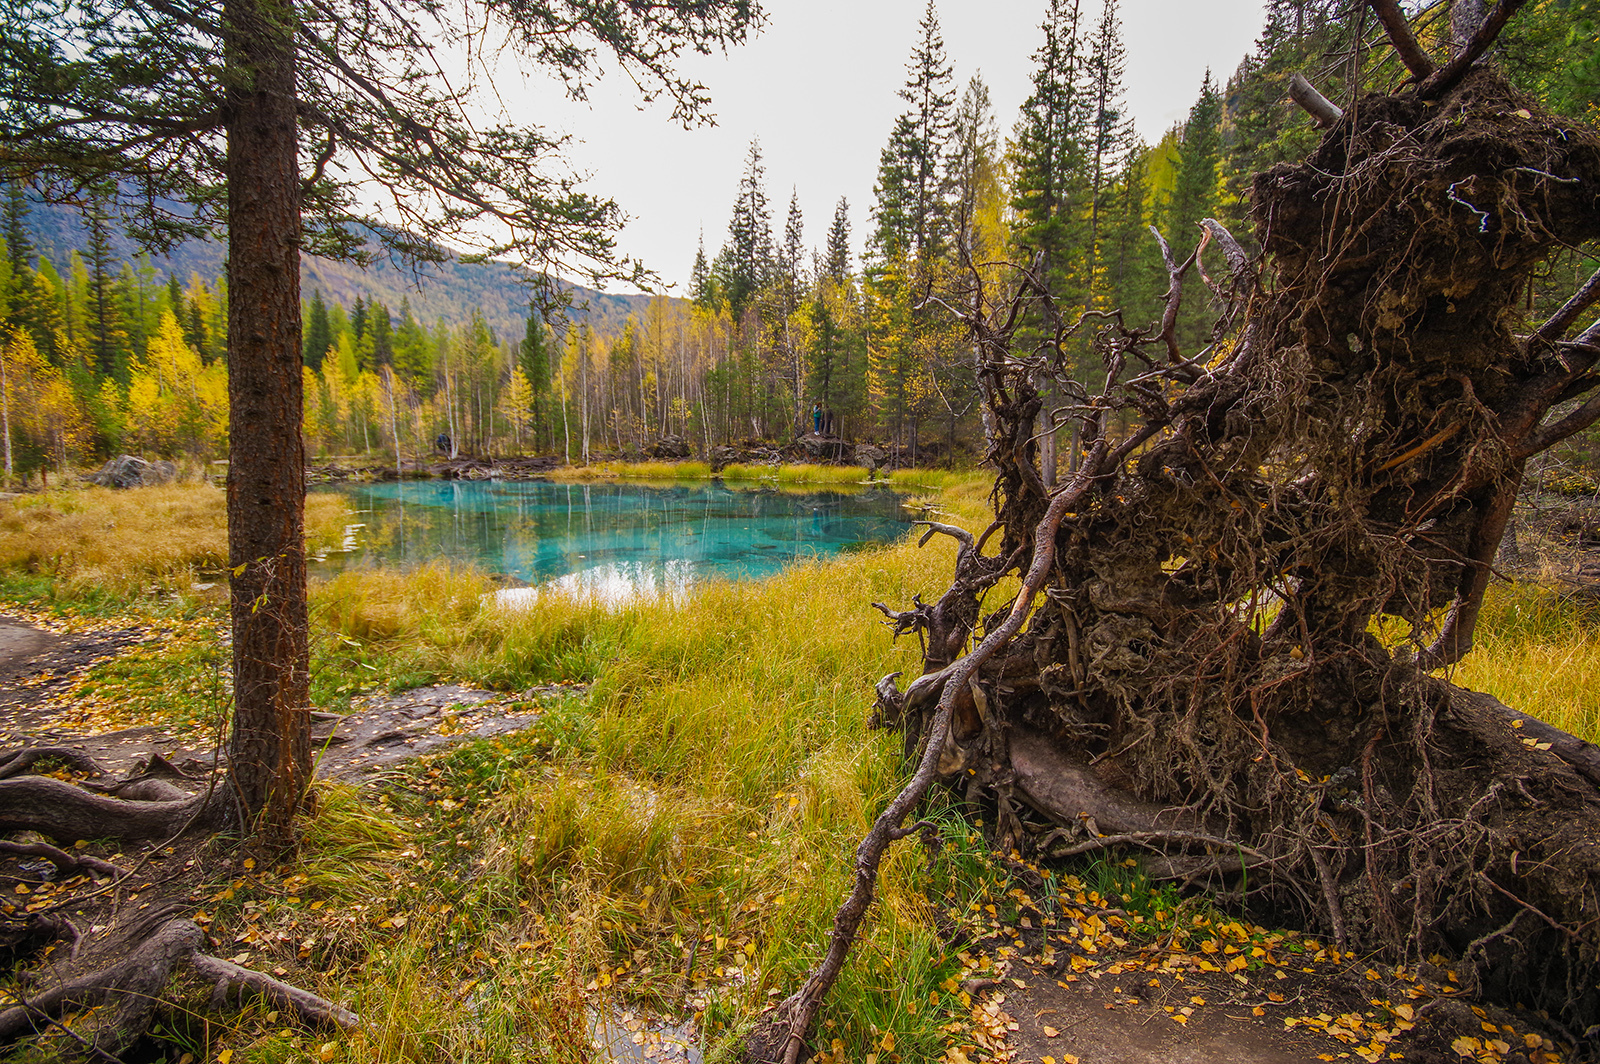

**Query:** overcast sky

left=513, top=0, right=1269, bottom=294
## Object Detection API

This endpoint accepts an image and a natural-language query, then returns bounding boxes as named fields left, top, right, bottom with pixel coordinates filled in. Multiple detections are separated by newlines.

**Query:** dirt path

left=0, top=614, right=563, bottom=783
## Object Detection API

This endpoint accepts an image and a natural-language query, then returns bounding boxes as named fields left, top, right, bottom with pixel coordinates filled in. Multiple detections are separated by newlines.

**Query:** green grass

left=152, top=472, right=1001, bottom=1062
left=10, top=472, right=1589, bottom=1062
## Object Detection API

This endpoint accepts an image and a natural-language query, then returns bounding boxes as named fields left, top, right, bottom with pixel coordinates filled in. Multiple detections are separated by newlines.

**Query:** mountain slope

left=20, top=197, right=670, bottom=340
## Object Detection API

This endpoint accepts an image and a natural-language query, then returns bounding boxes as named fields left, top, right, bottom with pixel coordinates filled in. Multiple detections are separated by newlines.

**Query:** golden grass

left=1449, top=581, right=1600, bottom=743
left=268, top=475, right=1001, bottom=1061
left=25, top=470, right=1596, bottom=1061
left=0, top=483, right=348, bottom=595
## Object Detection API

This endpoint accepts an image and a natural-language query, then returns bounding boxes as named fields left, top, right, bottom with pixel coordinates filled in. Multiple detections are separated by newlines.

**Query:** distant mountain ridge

left=20, top=196, right=670, bottom=342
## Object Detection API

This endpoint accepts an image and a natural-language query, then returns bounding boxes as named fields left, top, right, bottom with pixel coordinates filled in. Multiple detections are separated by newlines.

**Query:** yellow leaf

left=218, top=1052, right=233, bottom=1064
left=1451, top=1036, right=1479, bottom=1058
left=318, top=1044, right=338, bottom=1062
left=1190, top=996, right=1206, bottom=1006
left=243, top=858, right=255, bottom=871
left=1062, top=1057, right=1080, bottom=1064
left=880, top=1032, right=896, bottom=1052
left=1393, top=1004, right=1414, bottom=1021
left=1043, top=1025, right=1059, bottom=1037
left=1172, top=1014, right=1187, bottom=1025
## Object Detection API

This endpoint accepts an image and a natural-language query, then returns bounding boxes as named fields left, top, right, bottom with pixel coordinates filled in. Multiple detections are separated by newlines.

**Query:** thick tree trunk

left=225, top=0, right=310, bottom=845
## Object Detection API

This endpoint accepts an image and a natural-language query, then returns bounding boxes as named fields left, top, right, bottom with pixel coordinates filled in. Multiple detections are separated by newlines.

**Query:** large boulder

left=798, top=434, right=852, bottom=463
left=89, top=455, right=178, bottom=489
left=707, top=446, right=740, bottom=472
left=852, top=444, right=889, bottom=472
left=649, top=434, right=692, bottom=459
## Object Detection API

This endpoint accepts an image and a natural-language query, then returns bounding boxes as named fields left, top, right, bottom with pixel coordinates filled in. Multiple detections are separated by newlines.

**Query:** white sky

left=509, top=0, right=1269, bottom=294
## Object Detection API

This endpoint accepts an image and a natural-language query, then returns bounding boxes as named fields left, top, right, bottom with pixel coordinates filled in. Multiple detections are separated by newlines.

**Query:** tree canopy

left=1, top=0, right=761, bottom=284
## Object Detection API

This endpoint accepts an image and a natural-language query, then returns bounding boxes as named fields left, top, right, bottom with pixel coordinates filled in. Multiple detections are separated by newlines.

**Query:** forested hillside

left=3, top=0, right=1595, bottom=480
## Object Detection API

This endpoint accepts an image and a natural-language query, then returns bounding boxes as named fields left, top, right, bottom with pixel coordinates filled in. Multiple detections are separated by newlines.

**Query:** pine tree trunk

left=224, top=0, right=310, bottom=846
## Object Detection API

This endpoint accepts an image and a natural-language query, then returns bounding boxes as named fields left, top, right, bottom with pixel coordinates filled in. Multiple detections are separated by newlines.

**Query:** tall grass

left=1450, top=581, right=1600, bottom=742
left=0, top=483, right=348, bottom=598
left=25, top=473, right=1596, bottom=1059
left=261, top=476, right=1006, bottom=1061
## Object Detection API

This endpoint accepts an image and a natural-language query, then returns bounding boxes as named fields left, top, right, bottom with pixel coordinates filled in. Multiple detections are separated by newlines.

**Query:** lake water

left=310, top=479, right=910, bottom=602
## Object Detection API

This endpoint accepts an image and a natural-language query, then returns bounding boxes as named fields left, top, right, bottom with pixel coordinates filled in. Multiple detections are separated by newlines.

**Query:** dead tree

left=749, top=8, right=1600, bottom=1060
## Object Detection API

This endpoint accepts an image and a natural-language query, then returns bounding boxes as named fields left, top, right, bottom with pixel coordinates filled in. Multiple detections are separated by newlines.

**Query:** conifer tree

left=825, top=198, right=852, bottom=284
left=4, top=0, right=760, bottom=847
left=946, top=74, right=1003, bottom=263
left=303, top=290, right=332, bottom=370
left=520, top=306, right=552, bottom=448
left=898, top=0, right=956, bottom=263
left=3, top=183, right=32, bottom=276
left=689, top=230, right=714, bottom=308
left=1085, top=0, right=1131, bottom=297
left=83, top=185, right=124, bottom=378
left=369, top=301, right=393, bottom=367
left=724, top=139, right=773, bottom=319
left=1011, top=0, right=1090, bottom=313
left=1166, top=70, right=1223, bottom=251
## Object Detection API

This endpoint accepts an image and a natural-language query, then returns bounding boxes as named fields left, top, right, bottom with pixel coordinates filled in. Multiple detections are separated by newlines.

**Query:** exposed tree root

left=0, top=743, right=352, bottom=1057
left=0, top=915, right=356, bottom=1059
left=751, top=20, right=1600, bottom=1059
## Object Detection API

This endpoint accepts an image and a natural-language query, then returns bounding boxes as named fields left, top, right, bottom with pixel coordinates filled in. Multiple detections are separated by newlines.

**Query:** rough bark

left=225, top=0, right=312, bottom=844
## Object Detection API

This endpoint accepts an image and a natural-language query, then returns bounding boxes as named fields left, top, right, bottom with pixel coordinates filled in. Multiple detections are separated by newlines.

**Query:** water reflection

left=311, top=479, right=908, bottom=600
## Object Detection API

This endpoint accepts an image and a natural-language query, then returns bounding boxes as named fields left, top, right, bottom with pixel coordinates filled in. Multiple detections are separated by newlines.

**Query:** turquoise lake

left=310, top=479, right=911, bottom=602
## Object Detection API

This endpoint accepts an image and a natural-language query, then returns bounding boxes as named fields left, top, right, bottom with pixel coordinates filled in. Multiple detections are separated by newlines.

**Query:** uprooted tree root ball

left=752, top=51, right=1600, bottom=1064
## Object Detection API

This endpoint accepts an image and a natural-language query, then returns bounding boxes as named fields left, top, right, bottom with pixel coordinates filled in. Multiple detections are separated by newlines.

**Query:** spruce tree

left=3, top=182, right=32, bottom=275
left=825, top=198, right=852, bottom=283
left=723, top=139, right=773, bottom=318
left=689, top=230, right=714, bottom=308
left=304, top=289, right=332, bottom=369
left=369, top=301, right=393, bottom=366
left=520, top=306, right=552, bottom=447
left=1010, top=0, right=1090, bottom=310
left=84, top=185, right=124, bottom=377
left=897, top=0, right=956, bottom=264
left=946, top=74, right=1000, bottom=262
left=1085, top=0, right=1131, bottom=299
left=1166, top=70, right=1223, bottom=250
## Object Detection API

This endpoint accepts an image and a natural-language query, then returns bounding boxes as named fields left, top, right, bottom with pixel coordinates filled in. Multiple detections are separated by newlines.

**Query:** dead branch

left=0, top=918, right=356, bottom=1056
left=1365, top=0, right=1436, bottom=78
left=1418, top=0, right=1530, bottom=98
left=762, top=447, right=1111, bottom=1064
left=1289, top=73, right=1345, bottom=127
left=1531, top=263, right=1600, bottom=345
